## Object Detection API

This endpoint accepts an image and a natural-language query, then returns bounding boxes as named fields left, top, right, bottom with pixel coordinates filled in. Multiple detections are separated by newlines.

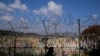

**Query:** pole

left=9, top=21, right=16, bottom=56
left=77, top=19, right=81, bottom=56
left=43, top=20, right=48, bottom=36
left=42, top=20, right=49, bottom=53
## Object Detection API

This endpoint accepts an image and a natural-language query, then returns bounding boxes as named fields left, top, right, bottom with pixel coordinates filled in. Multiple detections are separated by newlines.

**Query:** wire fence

left=0, top=15, right=100, bottom=56
left=0, top=36, right=99, bottom=56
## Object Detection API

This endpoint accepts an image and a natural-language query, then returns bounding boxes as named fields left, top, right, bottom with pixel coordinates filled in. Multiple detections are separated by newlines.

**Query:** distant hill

left=0, top=30, right=41, bottom=36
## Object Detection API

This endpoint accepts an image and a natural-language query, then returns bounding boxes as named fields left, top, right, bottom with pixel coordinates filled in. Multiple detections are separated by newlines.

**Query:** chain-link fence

left=0, top=35, right=99, bottom=56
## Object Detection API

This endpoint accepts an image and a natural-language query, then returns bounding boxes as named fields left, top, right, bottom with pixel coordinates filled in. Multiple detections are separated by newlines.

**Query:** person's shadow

left=45, top=47, right=54, bottom=56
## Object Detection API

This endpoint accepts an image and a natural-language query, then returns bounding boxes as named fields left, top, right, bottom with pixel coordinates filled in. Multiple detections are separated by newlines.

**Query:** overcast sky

left=0, top=0, right=100, bottom=34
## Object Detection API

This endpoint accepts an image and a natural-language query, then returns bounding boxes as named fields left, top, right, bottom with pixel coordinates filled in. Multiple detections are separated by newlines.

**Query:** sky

left=0, top=0, right=100, bottom=34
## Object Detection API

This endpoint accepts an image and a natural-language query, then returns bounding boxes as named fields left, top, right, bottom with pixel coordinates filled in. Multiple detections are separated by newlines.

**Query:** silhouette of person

left=45, top=47, right=54, bottom=56
left=89, top=40, right=100, bottom=56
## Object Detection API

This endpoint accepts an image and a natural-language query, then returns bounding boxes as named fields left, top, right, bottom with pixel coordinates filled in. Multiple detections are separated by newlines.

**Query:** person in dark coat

left=89, top=48, right=100, bottom=56
left=89, top=40, right=100, bottom=56
left=45, top=47, right=54, bottom=56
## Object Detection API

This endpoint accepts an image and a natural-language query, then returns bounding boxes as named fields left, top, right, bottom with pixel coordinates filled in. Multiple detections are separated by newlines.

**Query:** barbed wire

left=0, top=14, right=100, bottom=35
